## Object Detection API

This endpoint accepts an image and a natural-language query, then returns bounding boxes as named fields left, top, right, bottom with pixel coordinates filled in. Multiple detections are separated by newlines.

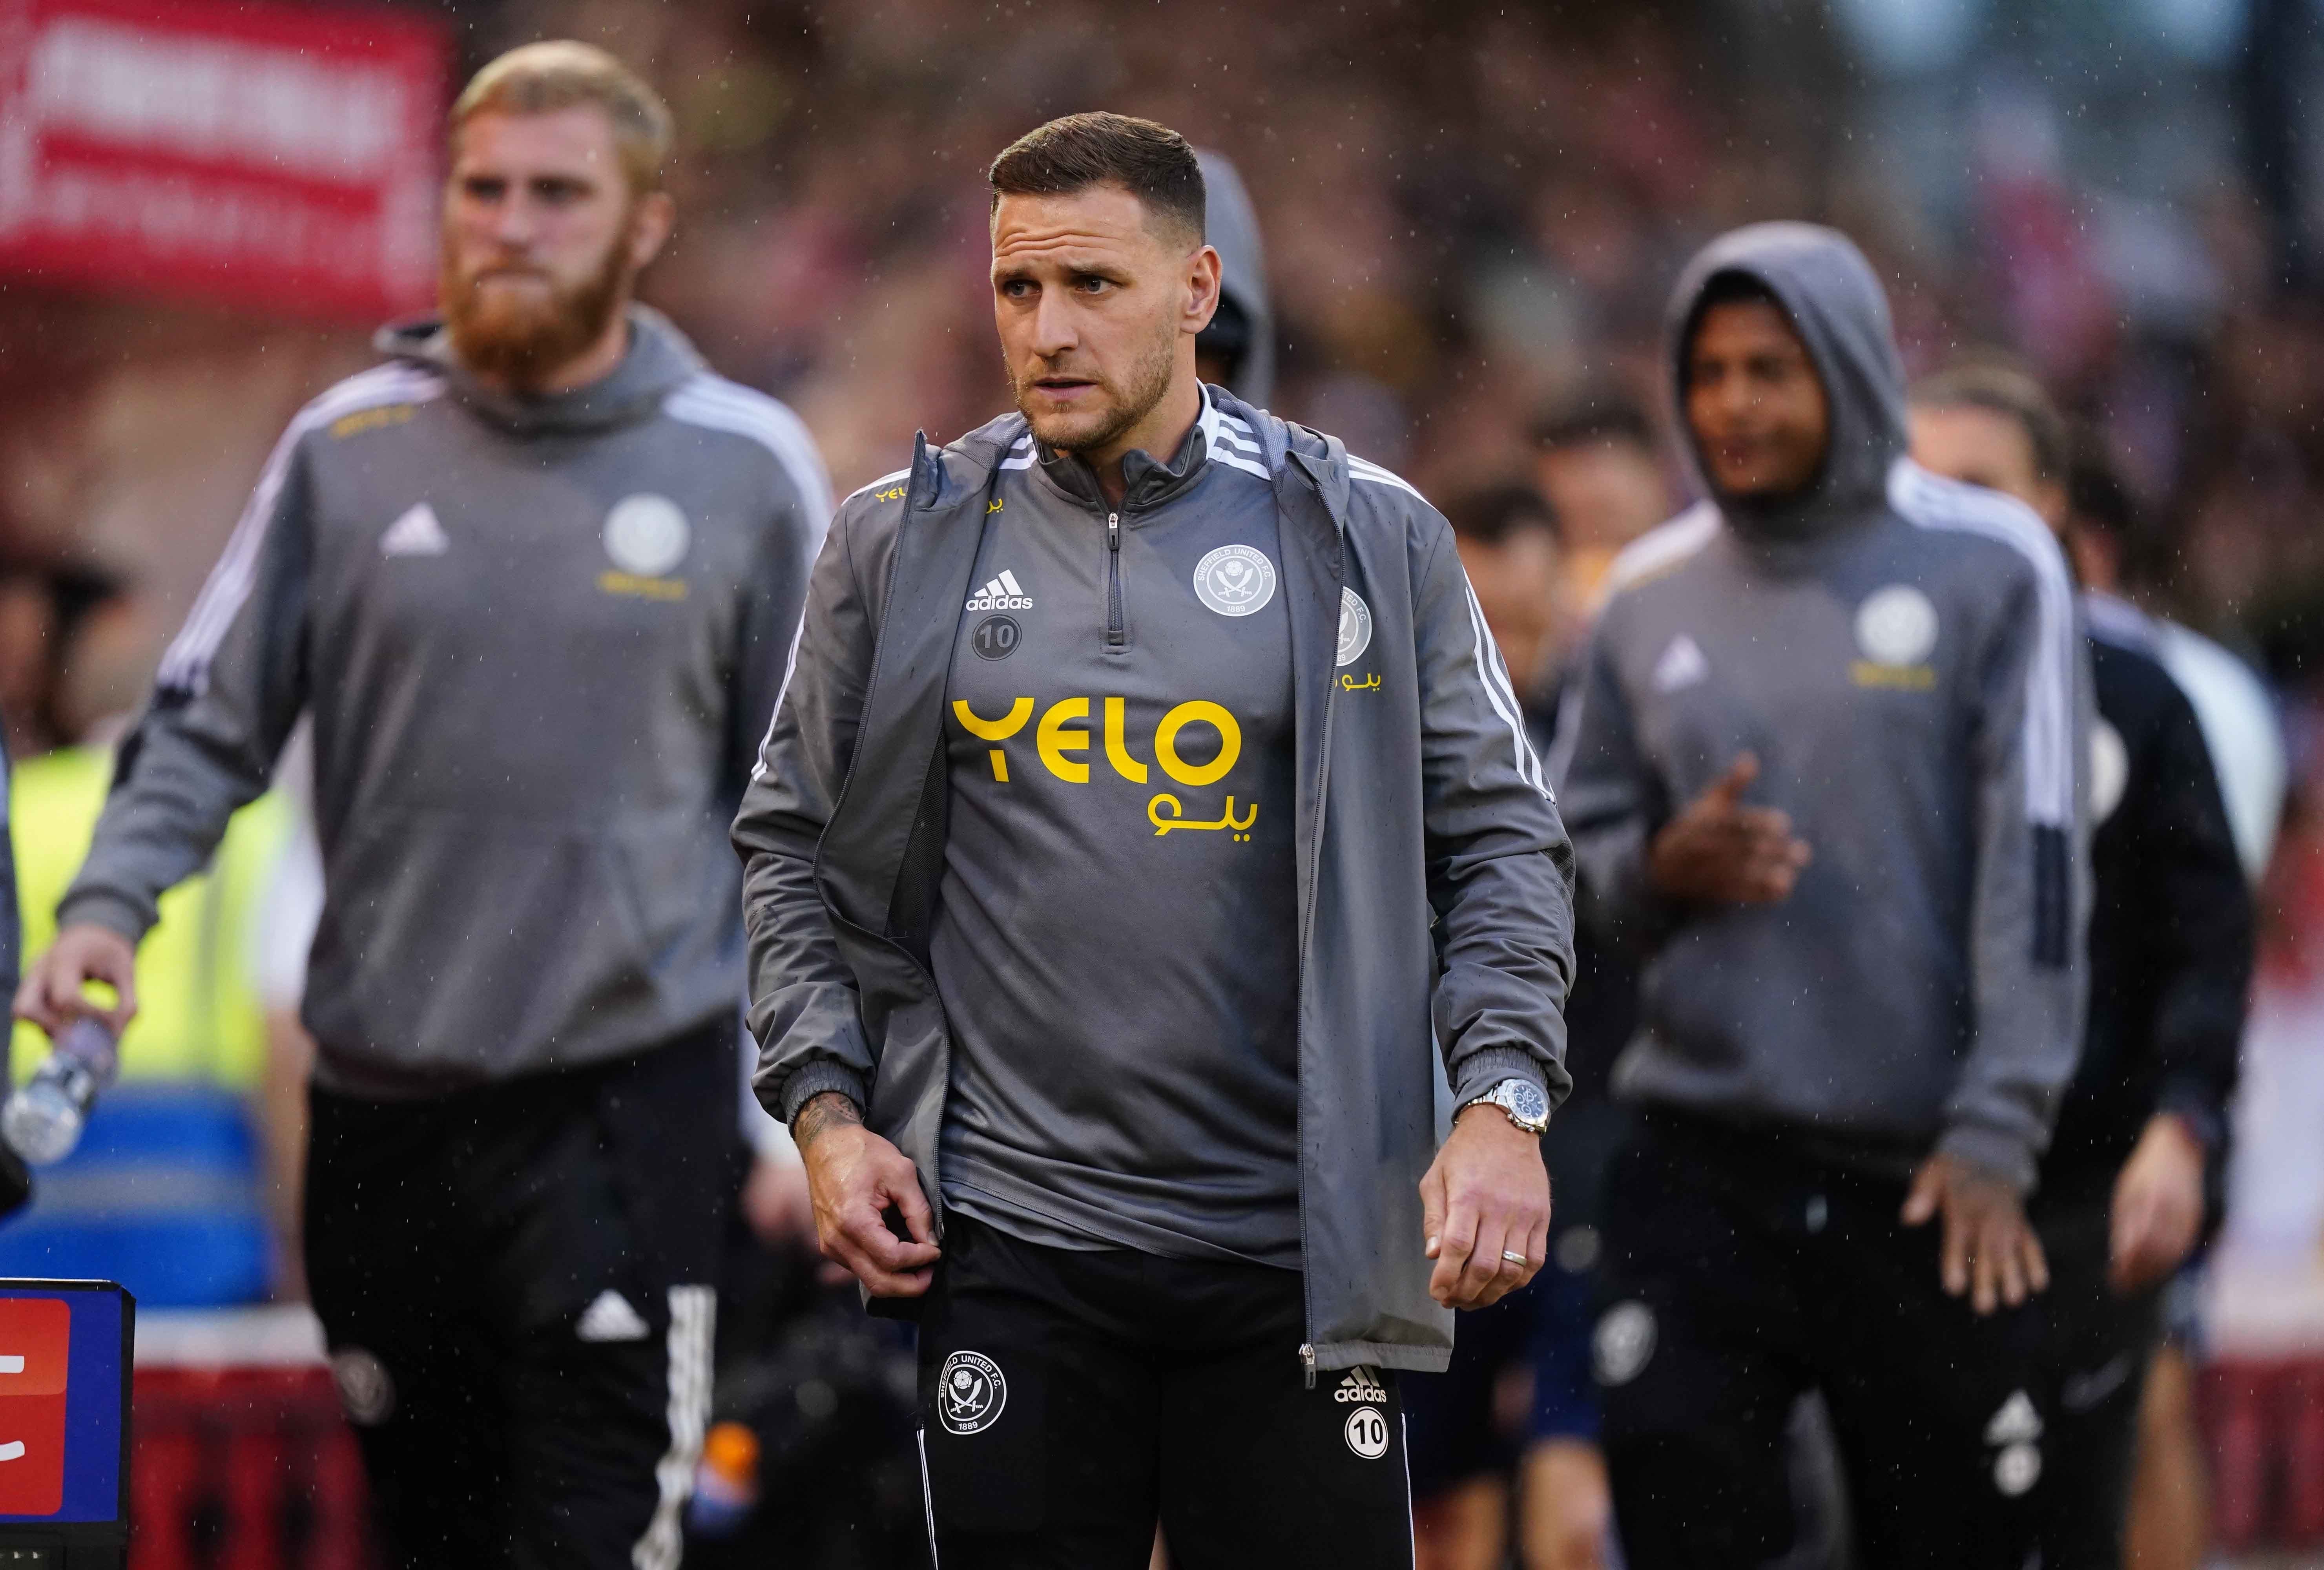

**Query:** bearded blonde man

left=16, top=42, right=831, bottom=1568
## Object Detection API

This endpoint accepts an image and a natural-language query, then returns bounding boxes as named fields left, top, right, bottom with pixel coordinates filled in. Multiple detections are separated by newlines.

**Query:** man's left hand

left=2110, top=1114, right=2206, bottom=1294
left=1902, top=1152, right=2049, bottom=1315
left=1421, top=1104, right=1551, bottom=1309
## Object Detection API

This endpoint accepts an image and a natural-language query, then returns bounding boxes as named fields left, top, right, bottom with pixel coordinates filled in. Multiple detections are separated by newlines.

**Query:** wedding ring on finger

left=1501, top=1250, right=1529, bottom=1266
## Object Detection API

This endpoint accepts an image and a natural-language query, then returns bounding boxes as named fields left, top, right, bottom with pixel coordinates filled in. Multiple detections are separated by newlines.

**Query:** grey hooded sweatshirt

left=1195, top=150, right=1274, bottom=407
left=59, top=307, right=831, bottom=1096
left=733, top=388, right=1574, bottom=1373
left=1551, top=224, right=2091, bottom=1189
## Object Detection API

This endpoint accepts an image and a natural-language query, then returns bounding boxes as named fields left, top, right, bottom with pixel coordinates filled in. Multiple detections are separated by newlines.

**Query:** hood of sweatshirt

left=374, top=303, right=705, bottom=436
left=1196, top=150, right=1275, bottom=408
left=1664, top=222, right=1906, bottom=544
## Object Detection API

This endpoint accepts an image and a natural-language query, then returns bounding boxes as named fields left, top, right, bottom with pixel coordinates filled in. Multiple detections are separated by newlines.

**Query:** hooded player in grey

left=13, top=45, right=829, bottom=1570
left=1552, top=223, right=2090, bottom=1568
left=1193, top=150, right=1273, bottom=405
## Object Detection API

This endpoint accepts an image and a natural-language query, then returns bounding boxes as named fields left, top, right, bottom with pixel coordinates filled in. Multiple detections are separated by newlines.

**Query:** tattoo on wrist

left=793, top=1090, right=863, bottom=1152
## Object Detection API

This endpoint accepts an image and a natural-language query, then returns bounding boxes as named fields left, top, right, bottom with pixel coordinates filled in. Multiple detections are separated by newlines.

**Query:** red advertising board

left=0, top=0, right=446, bottom=320
left=0, top=1297, right=68, bottom=1517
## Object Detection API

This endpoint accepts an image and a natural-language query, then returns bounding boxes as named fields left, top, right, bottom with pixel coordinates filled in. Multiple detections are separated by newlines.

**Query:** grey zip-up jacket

left=732, top=389, right=1575, bottom=1373
left=60, top=308, right=831, bottom=1095
left=1552, top=224, right=2091, bottom=1190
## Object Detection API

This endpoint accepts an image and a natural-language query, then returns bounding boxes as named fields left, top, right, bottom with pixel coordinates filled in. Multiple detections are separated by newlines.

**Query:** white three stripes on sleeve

left=1462, top=579, right=1552, bottom=800
left=1887, top=459, right=2079, bottom=828
left=1342, top=450, right=1549, bottom=799
left=157, top=365, right=447, bottom=697
left=660, top=377, right=837, bottom=788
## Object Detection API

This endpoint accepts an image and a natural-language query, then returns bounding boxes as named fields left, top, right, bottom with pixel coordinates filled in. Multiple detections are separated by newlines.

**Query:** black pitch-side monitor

left=0, top=1280, right=133, bottom=1568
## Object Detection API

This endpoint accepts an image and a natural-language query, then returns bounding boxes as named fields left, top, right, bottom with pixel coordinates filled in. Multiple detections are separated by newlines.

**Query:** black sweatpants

left=2027, top=1191, right=2162, bottom=1570
left=914, top=1214, right=1416, bottom=1569
left=1596, top=1112, right=2046, bottom=1570
left=305, top=1022, right=736, bottom=1570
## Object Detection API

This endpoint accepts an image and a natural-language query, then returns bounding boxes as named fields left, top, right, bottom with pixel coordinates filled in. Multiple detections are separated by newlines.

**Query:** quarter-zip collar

left=1032, top=384, right=1228, bottom=515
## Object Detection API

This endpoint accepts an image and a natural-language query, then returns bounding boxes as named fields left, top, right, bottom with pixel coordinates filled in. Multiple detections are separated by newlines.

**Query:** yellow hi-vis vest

left=10, top=746, right=292, bottom=1091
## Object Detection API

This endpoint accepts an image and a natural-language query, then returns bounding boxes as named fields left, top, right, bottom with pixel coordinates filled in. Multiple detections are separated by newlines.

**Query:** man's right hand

left=793, top=1091, right=940, bottom=1296
left=1646, top=752, right=1811, bottom=904
left=12, top=923, right=138, bottom=1036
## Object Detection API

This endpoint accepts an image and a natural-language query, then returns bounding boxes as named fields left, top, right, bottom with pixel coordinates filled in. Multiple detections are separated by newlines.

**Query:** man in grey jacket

left=733, top=112, right=1573, bottom=1566
left=13, top=44, right=829, bottom=1570
left=1552, top=224, right=2091, bottom=1568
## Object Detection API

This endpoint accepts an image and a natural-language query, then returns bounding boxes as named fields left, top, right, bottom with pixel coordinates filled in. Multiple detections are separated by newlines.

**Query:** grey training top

left=934, top=390, right=1303, bottom=1265
left=61, top=308, right=831, bottom=1095
left=1551, top=223, right=2091, bottom=1189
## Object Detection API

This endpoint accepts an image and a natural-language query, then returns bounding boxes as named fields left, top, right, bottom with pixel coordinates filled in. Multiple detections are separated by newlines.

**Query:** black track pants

left=1596, top=1112, right=2047, bottom=1570
left=914, top=1214, right=1417, bottom=1569
left=305, top=1022, right=735, bottom=1570
left=2027, top=1194, right=2162, bottom=1570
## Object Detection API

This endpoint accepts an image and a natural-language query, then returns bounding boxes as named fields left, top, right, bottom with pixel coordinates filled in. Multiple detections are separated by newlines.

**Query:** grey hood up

left=1552, top=223, right=2091, bottom=1189
left=1667, top=221, right=1907, bottom=541
left=1197, top=150, right=1275, bottom=406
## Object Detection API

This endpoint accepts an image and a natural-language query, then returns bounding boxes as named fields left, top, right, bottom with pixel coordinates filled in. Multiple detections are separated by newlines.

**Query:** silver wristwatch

left=1465, top=1077, right=1550, bottom=1135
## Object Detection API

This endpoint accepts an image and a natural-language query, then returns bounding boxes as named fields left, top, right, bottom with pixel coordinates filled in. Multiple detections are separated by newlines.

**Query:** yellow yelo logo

left=954, top=697, right=1257, bottom=839
left=954, top=697, right=1239, bottom=785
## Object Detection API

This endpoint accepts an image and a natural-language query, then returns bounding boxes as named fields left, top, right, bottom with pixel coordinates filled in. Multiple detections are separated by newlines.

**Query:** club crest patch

left=937, top=1349, right=1007, bottom=1435
left=1193, top=544, right=1277, bottom=617
left=1854, top=584, right=1939, bottom=666
left=1593, top=1301, right=1657, bottom=1387
left=1337, top=588, right=1374, bottom=665
left=604, top=494, right=691, bottom=578
left=330, top=1347, right=395, bottom=1426
left=2091, top=720, right=2129, bottom=824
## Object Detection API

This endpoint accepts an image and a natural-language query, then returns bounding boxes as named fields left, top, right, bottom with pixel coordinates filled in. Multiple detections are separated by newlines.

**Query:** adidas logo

left=379, top=502, right=448, bottom=558
left=1652, top=632, right=1709, bottom=693
left=966, top=569, right=1032, bottom=612
left=1333, top=1366, right=1388, bottom=1405
left=1984, top=1389, right=2043, bottom=1446
left=575, top=1289, right=650, bottom=1343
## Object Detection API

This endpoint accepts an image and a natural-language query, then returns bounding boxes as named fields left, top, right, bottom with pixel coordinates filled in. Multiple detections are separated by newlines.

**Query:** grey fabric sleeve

left=724, top=467, right=829, bottom=810
left=58, top=436, right=315, bottom=943
left=1411, top=518, right=1578, bottom=1114
left=1546, top=605, right=1681, bottom=957
left=731, top=495, right=880, bottom=1125
left=1937, top=573, right=2092, bottom=1191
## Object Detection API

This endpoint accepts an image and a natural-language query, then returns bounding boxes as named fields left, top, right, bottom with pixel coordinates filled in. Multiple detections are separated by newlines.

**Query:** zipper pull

left=1105, top=512, right=1126, bottom=650
left=1299, top=1343, right=1317, bottom=1389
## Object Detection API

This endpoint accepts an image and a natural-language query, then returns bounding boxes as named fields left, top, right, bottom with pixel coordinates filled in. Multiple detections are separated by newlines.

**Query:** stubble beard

left=1012, top=321, right=1177, bottom=457
left=442, top=223, right=633, bottom=390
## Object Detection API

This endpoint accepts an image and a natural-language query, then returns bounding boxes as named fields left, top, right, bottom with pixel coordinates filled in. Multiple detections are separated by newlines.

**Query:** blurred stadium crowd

left=5, top=0, right=2324, bottom=1565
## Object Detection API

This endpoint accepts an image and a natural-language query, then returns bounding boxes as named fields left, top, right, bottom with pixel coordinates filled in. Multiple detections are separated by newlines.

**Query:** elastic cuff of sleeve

left=2152, top=1096, right=2224, bottom=1155
left=1936, top=1123, right=2038, bottom=1194
left=781, top=1061, right=869, bottom=1126
left=1449, top=1048, right=1549, bottom=1117
left=52, top=892, right=150, bottom=946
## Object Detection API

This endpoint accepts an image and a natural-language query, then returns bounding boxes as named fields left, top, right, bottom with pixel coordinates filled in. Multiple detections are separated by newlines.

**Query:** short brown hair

left=988, top=112, right=1205, bottom=243
left=1911, top=360, right=2069, bottom=483
left=451, top=41, right=675, bottom=195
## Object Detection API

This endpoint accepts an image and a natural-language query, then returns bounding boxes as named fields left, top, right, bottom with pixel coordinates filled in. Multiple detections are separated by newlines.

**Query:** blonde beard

left=441, top=228, right=633, bottom=389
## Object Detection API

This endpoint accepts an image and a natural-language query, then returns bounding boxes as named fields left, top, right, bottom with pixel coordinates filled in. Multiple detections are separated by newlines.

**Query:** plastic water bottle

left=3, top=1017, right=119, bottom=1166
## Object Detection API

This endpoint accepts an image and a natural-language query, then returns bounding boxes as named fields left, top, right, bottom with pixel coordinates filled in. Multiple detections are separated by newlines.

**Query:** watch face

left=1507, top=1082, right=1548, bottom=1123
